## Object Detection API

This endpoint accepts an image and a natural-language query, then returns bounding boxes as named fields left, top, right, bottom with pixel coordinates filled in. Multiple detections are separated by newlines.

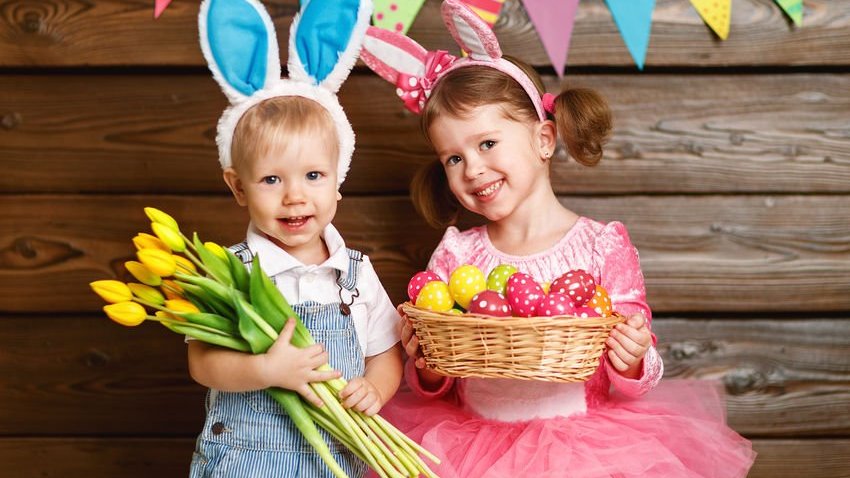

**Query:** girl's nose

left=464, top=155, right=486, bottom=180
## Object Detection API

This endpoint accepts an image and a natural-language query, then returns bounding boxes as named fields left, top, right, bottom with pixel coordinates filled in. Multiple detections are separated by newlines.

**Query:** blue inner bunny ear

left=294, top=0, right=358, bottom=84
left=207, top=0, right=270, bottom=96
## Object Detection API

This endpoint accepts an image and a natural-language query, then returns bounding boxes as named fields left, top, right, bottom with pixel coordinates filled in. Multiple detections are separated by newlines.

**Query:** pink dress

left=381, top=218, right=756, bottom=478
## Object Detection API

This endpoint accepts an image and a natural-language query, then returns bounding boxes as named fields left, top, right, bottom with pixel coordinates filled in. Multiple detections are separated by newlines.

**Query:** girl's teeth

left=476, top=181, right=502, bottom=197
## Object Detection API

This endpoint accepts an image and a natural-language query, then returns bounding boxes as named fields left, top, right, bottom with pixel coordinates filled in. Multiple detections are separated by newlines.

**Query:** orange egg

left=587, top=285, right=613, bottom=317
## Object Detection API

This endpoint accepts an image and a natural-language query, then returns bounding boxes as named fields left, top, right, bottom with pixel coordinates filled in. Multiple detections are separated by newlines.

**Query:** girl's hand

left=340, top=377, right=383, bottom=416
left=399, top=313, right=426, bottom=369
left=261, top=319, right=341, bottom=407
left=606, top=313, right=652, bottom=379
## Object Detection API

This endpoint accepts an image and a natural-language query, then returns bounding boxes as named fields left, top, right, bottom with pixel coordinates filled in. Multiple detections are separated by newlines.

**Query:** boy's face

left=223, top=132, right=341, bottom=263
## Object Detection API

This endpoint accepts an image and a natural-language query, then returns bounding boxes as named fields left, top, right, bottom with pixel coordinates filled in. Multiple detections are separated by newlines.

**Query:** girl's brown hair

left=231, top=96, right=338, bottom=170
left=412, top=57, right=612, bottom=229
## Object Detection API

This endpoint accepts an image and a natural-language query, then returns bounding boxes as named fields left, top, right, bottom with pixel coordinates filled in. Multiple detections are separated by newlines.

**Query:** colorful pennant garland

left=154, top=0, right=173, bottom=19
left=373, top=0, right=426, bottom=34
left=774, top=0, right=803, bottom=26
left=605, top=0, right=655, bottom=70
left=690, top=0, right=732, bottom=40
left=522, top=0, right=579, bottom=77
left=460, top=0, right=507, bottom=28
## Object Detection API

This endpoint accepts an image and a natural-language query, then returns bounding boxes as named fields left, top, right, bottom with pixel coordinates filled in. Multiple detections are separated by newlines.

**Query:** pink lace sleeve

left=594, top=221, right=663, bottom=396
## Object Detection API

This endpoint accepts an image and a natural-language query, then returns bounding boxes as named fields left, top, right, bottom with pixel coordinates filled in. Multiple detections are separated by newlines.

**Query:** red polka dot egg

left=549, top=269, right=596, bottom=307
left=467, top=290, right=512, bottom=317
left=407, top=270, right=441, bottom=302
left=505, top=272, right=545, bottom=317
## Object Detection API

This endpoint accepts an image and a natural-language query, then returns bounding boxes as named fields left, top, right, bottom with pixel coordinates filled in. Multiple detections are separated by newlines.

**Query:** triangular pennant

left=605, top=0, right=655, bottom=70
left=522, top=0, right=579, bottom=78
left=154, top=0, right=173, bottom=19
left=690, top=0, right=732, bottom=40
left=373, top=0, right=426, bottom=34
left=774, top=0, right=803, bottom=26
left=460, top=0, right=507, bottom=28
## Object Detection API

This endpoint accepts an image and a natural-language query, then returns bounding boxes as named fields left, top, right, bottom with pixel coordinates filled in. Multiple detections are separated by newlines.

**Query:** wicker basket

left=402, top=302, right=624, bottom=383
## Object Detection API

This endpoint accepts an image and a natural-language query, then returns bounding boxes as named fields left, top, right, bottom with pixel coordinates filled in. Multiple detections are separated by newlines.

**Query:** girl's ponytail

left=411, top=160, right=462, bottom=229
left=552, top=88, right=612, bottom=167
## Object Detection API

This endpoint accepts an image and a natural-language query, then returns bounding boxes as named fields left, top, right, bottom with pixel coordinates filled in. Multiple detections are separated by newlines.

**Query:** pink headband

left=361, top=0, right=547, bottom=121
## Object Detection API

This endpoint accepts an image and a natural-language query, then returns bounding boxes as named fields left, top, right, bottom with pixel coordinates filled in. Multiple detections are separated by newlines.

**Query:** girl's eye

left=480, top=140, right=496, bottom=151
left=306, top=171, right=322, bottom=181
left=262, top=176, right=280, bottom=185
left=445, top=155, right=462, bottom=166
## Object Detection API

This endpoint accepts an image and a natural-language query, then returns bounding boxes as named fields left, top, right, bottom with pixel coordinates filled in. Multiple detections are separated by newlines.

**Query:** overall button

left=211, top=422, right=225, bottom=435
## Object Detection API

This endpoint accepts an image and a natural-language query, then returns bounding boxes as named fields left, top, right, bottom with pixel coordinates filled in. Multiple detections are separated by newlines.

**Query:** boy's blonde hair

left=413, top=57, right=612, bottom=229
left=231, top=96, right=339, bottom=170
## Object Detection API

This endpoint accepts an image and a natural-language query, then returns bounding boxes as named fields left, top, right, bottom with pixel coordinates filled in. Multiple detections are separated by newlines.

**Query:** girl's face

left=429, top=103, right=553, bottom=223
left=223, top=133, right=341, bottom=264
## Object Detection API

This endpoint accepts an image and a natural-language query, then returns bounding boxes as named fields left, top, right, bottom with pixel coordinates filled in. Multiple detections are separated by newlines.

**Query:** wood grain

left=1, top=0, right=848, bottom=67
left=2, top=73, right=849, bottom=194
left=1, top=316, right=848, bottom=437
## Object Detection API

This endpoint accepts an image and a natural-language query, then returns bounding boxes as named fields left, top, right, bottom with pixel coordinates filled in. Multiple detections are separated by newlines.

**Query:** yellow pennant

left=690, top=0, right=731, bottom=40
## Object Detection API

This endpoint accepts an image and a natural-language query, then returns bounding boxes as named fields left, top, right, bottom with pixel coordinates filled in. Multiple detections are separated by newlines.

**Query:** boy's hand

left=261, top=319, right=341, bottom=407
left=605, top=313, right=652, bottom=379
left=340, top=377, right=383, bottom=416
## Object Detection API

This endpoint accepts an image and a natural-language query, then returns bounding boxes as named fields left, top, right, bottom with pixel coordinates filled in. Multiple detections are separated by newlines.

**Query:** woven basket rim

left=401, top=301, right=625, bottom=326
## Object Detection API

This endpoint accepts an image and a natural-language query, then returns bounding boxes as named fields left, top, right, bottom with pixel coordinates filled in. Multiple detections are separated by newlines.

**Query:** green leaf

left=162, top=322, right=251, bottom=352
left=179, top=312, right=238, bottom=335
left=192, top=233, right=232, bottom=286
left=179, top=282, right=236, bottom=318
left=249, top=255, right=315, bottom=346
left=233, top=292, right=276, bottom=354
left=175, top=273, right=237, bottom=306
left=225, top=248, right=251, bottom=294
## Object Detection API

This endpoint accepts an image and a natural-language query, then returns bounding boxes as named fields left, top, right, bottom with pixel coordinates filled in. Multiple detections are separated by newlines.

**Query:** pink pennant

left=154, top=0, right=173, bottom=19
left=522, top=0, right=579, bottom=78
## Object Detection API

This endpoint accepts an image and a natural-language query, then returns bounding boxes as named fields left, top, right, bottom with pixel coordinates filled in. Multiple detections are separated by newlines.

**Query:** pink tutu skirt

left=378, top=379, right=755, bottom=478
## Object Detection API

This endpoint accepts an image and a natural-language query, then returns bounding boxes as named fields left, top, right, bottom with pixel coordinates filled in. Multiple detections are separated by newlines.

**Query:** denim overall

left=189, top=243, right=368, bottom=478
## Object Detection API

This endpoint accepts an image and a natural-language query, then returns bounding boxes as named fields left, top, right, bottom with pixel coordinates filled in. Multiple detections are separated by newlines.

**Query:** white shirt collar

left=245, top=223, right=351, bottom=278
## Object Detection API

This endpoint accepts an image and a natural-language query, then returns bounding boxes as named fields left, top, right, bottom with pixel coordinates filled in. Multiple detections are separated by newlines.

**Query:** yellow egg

left=448, top=265, right=486, bottom=310
left=415, top=281, right=455, bottom=312
left=540, top=281, right=551, bottom=294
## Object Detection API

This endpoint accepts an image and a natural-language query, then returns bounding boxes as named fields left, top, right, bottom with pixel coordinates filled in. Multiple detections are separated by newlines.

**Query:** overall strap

left=336, top=248, right=363, bottom=291
left=229, top=241, right=253, bottom=266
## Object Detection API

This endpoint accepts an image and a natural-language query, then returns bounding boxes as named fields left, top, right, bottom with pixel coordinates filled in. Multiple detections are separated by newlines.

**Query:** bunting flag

left=522, top=0, right=579, bottom=78
left=690, top=0, right=732, bottom=40
left=373, top=0, right=426, bottom=34
left=774, top=0, right=803, bottom=26
left=605, top=0, right=655, bottom=70
left=460, top=0, right=507, bottom=28
left=153, top=0, right=173, bottom=19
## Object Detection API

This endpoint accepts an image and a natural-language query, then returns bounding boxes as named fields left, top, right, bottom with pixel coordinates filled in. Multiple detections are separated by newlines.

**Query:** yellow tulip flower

left=161, top=279, right=184, bottom=300
left=137, top=248, right=176, bottom=277
left=204, top=241, right=227, bottom=260
left=90, top=280, right=133, bottom=304
left=103, top=301, right=147, bottom=327
left=125, top=260, right=162, bottom=287
left=152, top=222, right=186, bottom=252
left=128, top=282, right=165, bottom=306
left=173, top=254, right=197, bottom=274
left=165, top=299, right=201, bottom=314
left=132, top=233, right=170, bottom=252
left=144, top=207, right=180, bottom=232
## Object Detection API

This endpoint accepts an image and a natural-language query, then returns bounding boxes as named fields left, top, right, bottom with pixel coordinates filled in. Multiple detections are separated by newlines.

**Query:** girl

left=189, top=1, right=401, bottom=477
left=360, top=1, right=757, bottom=477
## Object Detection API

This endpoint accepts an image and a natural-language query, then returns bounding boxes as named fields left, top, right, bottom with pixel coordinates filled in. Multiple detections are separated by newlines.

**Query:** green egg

left=486, top=264, right=517, bottom=294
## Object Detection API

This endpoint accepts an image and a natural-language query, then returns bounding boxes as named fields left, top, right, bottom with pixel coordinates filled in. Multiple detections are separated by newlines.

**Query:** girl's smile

left=472, top=179, right=504, bottom=201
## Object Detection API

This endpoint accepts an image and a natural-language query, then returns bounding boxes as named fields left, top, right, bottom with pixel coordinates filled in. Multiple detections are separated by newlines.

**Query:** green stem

left=350, top=411, right=407, bottom=478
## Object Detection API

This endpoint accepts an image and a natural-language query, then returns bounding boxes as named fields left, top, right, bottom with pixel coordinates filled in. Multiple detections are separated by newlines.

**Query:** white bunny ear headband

left=360, top=0, right=550, bottom=121
left=199, top=0, right=372, bottom=185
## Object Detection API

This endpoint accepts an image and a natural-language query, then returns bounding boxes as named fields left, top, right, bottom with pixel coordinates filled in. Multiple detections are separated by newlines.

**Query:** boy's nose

left=282, top=183, right=305, bottom=204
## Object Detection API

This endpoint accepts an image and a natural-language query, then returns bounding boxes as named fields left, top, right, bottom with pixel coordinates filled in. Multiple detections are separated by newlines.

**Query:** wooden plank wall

left=1, top=0, right=849, bottom=476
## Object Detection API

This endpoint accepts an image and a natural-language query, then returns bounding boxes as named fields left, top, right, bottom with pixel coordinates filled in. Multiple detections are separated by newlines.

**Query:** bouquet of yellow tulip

left=90, top=207, right=439, bottom=478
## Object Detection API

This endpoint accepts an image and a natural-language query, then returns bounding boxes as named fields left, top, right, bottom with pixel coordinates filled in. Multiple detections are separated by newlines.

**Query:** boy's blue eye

left=306, top=171, right=322, bottom=181
left=446, top=155, right=462, bottom=166
left=262, top=176, right=280, bottom=185
left=481, top=140, right=496, bottom=150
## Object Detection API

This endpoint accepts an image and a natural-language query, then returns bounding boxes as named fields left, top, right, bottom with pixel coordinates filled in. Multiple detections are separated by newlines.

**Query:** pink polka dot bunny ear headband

left=361, top=0, right=549, bottom=120
left=199, top=0, right=373, bottom=186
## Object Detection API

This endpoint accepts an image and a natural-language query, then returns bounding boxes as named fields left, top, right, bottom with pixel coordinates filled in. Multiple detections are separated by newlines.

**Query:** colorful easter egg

left=538, top=292, right=577, bottom=317
left=540, top=281, right=551, bottom=294
left=486, top=264, right=517, bottom=294
left=586, top=285, right=613, bottom=317
left=446, top=308, right=464, bottom=315
left=407, top=270, right=442, bottom=302
left=449, top=265, right=487, bottom=310
left=505, top=272, right=545, bottom=317
left=415, top=281, right=454, bottom=312
left=550, top=269, right=596, bottom=306
left=574, top=305, right=601, bottom=319
left=467, top=290, right=512, bottom=317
